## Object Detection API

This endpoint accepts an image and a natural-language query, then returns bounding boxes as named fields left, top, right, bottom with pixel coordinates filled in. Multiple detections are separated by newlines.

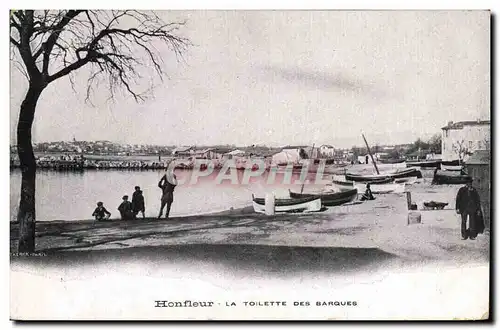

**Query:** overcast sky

left=10, top=10, right=490, bottom=148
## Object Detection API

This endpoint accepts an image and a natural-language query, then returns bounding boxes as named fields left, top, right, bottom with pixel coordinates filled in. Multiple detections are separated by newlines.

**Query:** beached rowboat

left=406, top=160, right=441, bottom=168
left=393, top=176, right=419, bottom=184
left=432, top=170, right=471, bottom=185
left=379, top=158, right=405, bottom=164
left=344, top=173, right=391, bottom=182
left=332, top=179, right=355, bottom=187
left=252, top=195, right=322, bottom=214
left=440, top=165, right=463, bottom=171
left=289, top=188, right=358, bottom=207
left=441, top=160, right=460, bottom=166
left=345, top=168, right=421, bottom=183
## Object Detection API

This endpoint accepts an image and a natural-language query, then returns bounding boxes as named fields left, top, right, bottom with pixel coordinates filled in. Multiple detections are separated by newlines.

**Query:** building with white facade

left=441, top=120, right=490, bottom=162
left=318, top=145, right=335, bottom=158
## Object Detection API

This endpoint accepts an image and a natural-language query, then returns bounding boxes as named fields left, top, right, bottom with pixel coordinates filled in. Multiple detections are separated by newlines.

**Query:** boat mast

left=362, top=133, right=380, bottom=174
left=300, top=143, right=315, bottom=193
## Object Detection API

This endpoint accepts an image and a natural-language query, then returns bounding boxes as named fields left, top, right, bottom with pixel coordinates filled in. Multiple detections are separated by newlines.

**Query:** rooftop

left=441, top=120, right=490, bottom=130
left=172, top=146, right=193, bottom=153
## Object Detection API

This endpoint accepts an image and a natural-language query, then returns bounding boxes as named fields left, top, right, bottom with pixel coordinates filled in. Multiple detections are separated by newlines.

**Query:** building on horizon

left=318, top=145, right=335, bottom=158
left=441, top=120, right=490, bottom=162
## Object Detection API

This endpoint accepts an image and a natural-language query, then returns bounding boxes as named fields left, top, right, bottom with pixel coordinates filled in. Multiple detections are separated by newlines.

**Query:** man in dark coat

left=456, top=179, right=484, bottom=240
left=132, top=186, right=145, bottom=219
left=118, top=195, right=134, bottom=220
left=158, top=172, right=177, bottom=219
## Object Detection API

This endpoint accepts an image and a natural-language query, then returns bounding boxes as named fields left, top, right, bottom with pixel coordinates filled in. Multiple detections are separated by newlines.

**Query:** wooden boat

left=441, top=159, right=460, bottom=166
left=333, top=179, right=355, bottom=187
left=345, top=167, right=420, bottom=182
left=355, top=182, right=406, bottom=194
left=406, top=159, right=441, bottom=168
left=345, top=172, right=390, bottom=182
left=379, top=158, right=405, bottom=164
left=289, top=188, right=358, bottom=207
left=252, top=195, right=322, bottom=214
left=432, top=170, right=471, bottom=185
left=394, top=176, right=418, bottom=184
left=390, top=168, right=423, bottom=179
left=440, top=164, right=463, bottom=172
left=423, top=201, right=449, bottom=210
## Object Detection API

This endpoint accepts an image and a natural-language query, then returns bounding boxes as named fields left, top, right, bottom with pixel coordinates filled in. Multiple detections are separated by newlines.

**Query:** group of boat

left=252, top=186, right=359, bottom=214
left=251, top=166, right=422, bottom=214
left=251, top=131, right=476, bottom=214
left=251, top=158, right=472, bottom=214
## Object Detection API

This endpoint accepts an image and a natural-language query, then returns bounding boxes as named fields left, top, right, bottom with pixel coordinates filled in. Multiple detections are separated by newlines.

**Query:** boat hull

left=344, top=173, right=392, bottom=183
left=252, top=196, right=322, bottom=213
left=441, top=160, right=460, bottom=166
left=379, top=158, right=405, bottom=164
left=433, top=170, right=471, bottom=185
left=406, top=160, right=441, bottom=168
left=332, top=180, right=355, bottom=187
left=289, top=188, right=358, bottom=207
left=391, top=168, right=423, bottom=179
left=394, top=176, right=418, bottom=184
left=440, top=165, right=463, bottom=171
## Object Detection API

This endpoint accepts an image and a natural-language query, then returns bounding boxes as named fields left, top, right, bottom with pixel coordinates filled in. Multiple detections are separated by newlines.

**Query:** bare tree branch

left=10, top=37, right=21, bottom=48
left=41, top=10, right=85, bottom=76
left=11, top=10, right=190, bottom=102
left=12, top=10, right=41, bottom=80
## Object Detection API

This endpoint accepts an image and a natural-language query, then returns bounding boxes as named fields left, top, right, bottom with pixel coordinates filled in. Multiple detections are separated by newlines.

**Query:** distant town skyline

left=10, top=10, right=490, bottom=149
left=12, top=137, right=428, bottom=152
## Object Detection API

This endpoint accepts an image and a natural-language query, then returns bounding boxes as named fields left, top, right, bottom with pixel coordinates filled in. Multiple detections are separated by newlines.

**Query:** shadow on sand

left=11, top=244, right=402, bottom=277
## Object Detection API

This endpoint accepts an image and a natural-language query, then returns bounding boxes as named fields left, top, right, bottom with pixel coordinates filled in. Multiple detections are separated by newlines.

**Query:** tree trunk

left=17, top=84, right=43, bottom=253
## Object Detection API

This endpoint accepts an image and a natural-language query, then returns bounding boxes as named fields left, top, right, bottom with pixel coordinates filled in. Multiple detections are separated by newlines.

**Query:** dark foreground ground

left=10, top=184, right=490, bottom=320
left=11, top=191, right=489, bottom=271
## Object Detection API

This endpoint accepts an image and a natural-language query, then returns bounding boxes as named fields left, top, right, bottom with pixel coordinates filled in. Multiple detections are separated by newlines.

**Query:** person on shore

left=92, top=201, right=111, bottom=221
left=132, top=186, right=145, bottom=219
left=360, top=183, right=375, bottom=201
left=456, top=179, right=484, bottom=240
left=158, top=171, right=177, bottom=219
left=118, top=195, right=134, bottom=220
left=432, top=168, right=439, bottom=184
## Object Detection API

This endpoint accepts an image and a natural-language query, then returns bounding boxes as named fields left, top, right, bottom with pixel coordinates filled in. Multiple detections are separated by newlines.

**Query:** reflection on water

left=10, top=169, right=332, bottom=222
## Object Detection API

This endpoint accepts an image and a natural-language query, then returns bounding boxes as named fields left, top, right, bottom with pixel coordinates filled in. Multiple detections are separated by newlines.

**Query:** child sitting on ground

left=360, top=183, right=375, bottom=201
left=92, top=201, right=111, bottom=221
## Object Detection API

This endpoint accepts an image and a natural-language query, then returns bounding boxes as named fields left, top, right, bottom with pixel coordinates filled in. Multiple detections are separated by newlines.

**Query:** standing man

left=158, top=171, right=177, bottom=219
left=455, top=179, right=483, bottom=240
left=132, top=186, right=146, bottom=219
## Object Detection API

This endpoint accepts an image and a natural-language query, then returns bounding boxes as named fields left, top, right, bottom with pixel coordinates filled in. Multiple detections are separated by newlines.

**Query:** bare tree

left=452, top=139, right=473, bottom=163
left=482, top=137, right=491, bottom=150
left=10, top=10, right=190, bottom=252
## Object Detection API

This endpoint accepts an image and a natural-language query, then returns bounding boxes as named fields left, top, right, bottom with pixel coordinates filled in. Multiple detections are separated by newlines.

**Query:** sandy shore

left=10, top=180, right=489, bottom=265
left=10, top=179, right=490, bottom=320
